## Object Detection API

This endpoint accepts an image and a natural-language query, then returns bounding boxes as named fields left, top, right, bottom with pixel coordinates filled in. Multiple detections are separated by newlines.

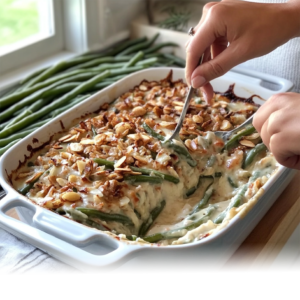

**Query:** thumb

left=191, top=42, right=246, bottom=88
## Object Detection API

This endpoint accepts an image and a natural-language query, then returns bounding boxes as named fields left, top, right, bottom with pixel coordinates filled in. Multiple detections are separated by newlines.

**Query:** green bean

left=142, top=123, right=165, bottom=141
left=75, top=207, right=134, bottom=225
left=91, top=125, right=97, bottom=137
left=242, top=143, right=267, bottom=169
left=93, top=157, right=179, bottom=183
left=116, top=33, right=159, bottom=56
left=143, top=42, right=179, bottom=54
left=0, top=71, right=111, bottom=139
left=93, top=158, right=114, bottom=170
left=22, top=118, right=52, bottom=131
left=84, top=218, right=107, bottom=231
left=166, top=141, right=197, bottom=167
left=122, top=51, right=144, bottom=69
left=136, top=57, right=159, bottom=66
left=138, top=200, right=166, bottom=236
left=200, top=172, right=222, bottom=179
left=163, top=53, right=186, bottom=67
left=0, top=120, right=10, bottom=131
left=106, top=36, right=148, bottom=56
left=143, top=205, right=215, bottom=243
left=1, top=82, right=84, bottom=121
left=0, top=128, right=37, bottom=147
left=18, top=172, right=44, bottom=195
left=125, top=175, right=163, bottom=184
left=206, top=155, right=216, bottom=167
left=223, top=125, right=256, bottom=151
left=0, top=139, right=21, bottom=156
left=64, top=56, right=132, bottom=72
left=46, top=95, right=90, bottom=118
left=5, top=109, right=32, bottom=129
left=129, top=166, right=179, bottom=184
left=189, top=183, right=214, bottom=215
left=228, top=176, right=238, bottom=188
left=214, top=171, right=261, bottom=224
left=20, top=67, right=48, bottom=85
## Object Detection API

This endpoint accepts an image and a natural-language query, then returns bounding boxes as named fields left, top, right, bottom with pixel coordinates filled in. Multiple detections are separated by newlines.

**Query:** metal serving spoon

left=164, top=27, right=204, bottom=144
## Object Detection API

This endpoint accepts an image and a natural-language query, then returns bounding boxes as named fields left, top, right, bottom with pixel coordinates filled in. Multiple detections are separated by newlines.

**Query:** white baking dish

left=0, top=67, right=296, bottom=271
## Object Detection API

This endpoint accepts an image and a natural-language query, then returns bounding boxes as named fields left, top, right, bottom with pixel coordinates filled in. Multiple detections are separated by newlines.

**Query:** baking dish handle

left=231, top=66, right=294, bottom=93
left=0, top=195, right=139, bottom=269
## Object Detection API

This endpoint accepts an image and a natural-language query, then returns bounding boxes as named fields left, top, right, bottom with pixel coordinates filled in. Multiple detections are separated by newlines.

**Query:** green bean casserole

left=12, top=71, right=277, bottom=246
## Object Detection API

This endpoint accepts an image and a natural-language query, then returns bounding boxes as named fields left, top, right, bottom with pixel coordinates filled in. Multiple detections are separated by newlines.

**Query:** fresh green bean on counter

left=0, top=34, right=185, bottom=156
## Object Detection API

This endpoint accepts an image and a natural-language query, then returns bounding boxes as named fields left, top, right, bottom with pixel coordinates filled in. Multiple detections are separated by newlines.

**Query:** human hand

left=185, top=0, right=300, bottom=104
left=253, top=92, right=300, bottom=170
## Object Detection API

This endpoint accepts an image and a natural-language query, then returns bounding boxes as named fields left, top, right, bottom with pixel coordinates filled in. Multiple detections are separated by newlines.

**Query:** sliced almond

left=173, top=101, right=184, bottom=107
left=212, top=102, right=220, bottom=108
left=243, top=133, right=260, bottom=140
left=77, top=160, right=86, bottom=175
left=16, top=171, right=34, bottom=180
left=131, top=106, right=146, bottom=117
left=80, top=138, right=95, bottom=145
left=132, top=152, right=149, bottom=164
left=185, top=139, right=197, bottom=151
left=239, top=140, right=256, bottom=148
left=114, top=156, right=126, bottom=168
left=60, top=152, right=71, bottom=159
left=68, top=175, right=80, bottom=183
left=25, top=171, right=44, bottom=184
left=58, top=134, right=72, bottom=142
left=119, top=196, right=130, bottom=207
left=70, top=143, right=84, bottom=152
left=64, top=135, right=77, bottom=142
left=56, top=178, right=68, bottom=187
left=139, top=84, right=148, bottom=91
left=192, top=115, right=203, bottom=124
left=62, top=192, right=81, bottom=202
left=220, top=120, right=233, bottom=131
left=160, top=121, right=177, bottom=130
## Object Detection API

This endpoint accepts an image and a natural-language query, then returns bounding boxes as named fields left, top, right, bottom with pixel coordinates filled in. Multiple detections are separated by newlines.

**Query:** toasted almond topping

left=70, top=143, right=84, bottom=152
left=62, top=192, right=81, bottom=202
left=185, top=139, right=197, bottom=151
left=114, top=122, right=132, bottom=136
left=244, top=133, right=260, bottom=140
left=174, top=106, right=183, bottom=112
left=114, top=156, right=126, bottom=168
left=56, top=178, right=68, bottom=187
left=139, top=84, right=148, bottom=91
left=77, top=160, right=86, bottom=174
left=58, top=134, right=72, bottom=142
left=173, top=101, right=184, bottom=107
left=73, top=127, right=86, bottom=133
left=212, top=102, right=220, bottom=108
left=60, top=152, right=71, bottom=159
left=153, top=106, right=163, bottom=117
left=239, top=140, right=256, bottom=148
left=25, top=171, right=44, bottom=184
left=16, top=171, right=34, bottom=180
left=80, top=138, right=95, bottom=145
left=68, top=175, right=80, bottom=183
left=220, top=120, right=233, bottom=131
left=192, top=115, right=203, bottom=124
left=132, top=152, right=149, bottom=164
left=64, top=135, right=77, bottom=142
left=160, top=121, right=177, bottom=129
left=119, top=196, right=130, bottom=207
left=131, top=106, right=147, bottom=117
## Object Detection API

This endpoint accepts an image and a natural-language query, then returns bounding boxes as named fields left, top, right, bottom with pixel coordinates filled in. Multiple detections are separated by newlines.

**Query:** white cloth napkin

left=0, top=227, right=76, bottom=274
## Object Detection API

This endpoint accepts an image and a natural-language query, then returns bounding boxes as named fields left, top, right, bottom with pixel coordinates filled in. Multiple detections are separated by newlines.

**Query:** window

left=0, top=0, right=54, bottom=55
left=0, top=0, right=63, bottom=76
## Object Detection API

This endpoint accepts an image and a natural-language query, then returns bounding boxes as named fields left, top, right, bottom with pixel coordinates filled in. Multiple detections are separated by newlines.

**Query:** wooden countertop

left=5, top=171, right=300, bottom=267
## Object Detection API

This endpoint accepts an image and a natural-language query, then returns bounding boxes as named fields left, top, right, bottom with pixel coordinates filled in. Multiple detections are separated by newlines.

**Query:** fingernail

left=192, top=76, right=206, bottom=88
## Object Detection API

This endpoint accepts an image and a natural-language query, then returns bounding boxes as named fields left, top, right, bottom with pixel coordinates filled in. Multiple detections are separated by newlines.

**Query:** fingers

left=190, top=41, right=245, bottom=88
left=201, top=82, right=214, bottom=105
left=269, top=133, right=300, bottom=169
